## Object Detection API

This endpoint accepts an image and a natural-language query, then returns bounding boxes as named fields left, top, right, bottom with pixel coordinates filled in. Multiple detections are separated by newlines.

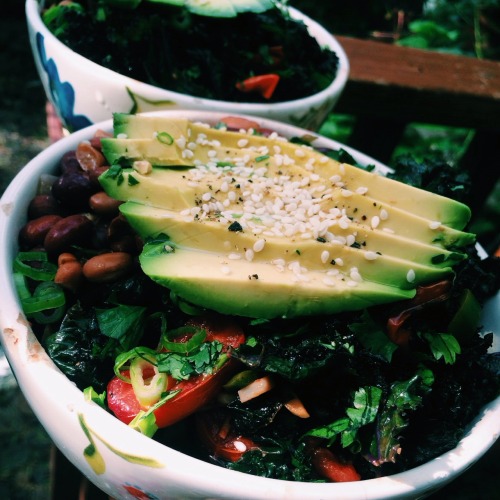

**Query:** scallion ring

left=14, top=251, right=57, bottom=281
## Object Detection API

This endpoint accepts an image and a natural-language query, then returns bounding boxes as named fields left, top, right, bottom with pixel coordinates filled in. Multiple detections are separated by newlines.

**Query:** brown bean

left=89, top=129, right=112, bottom=150
left=88, top=165, right=109, bottom=189
left=19, top=215, right=63, bottom=248
left=27, top=194, right=61, bottom=219
left=54, top=260, right=83, bottom=293
left=76, top=141, right=106, bottom=172
left=89, top=191, right=122, bottom=216
left=82, top=252, right=133, bottom=283
left=58, top=252, right=78, bottom=266
left=44, top=214, right=93, bottom=256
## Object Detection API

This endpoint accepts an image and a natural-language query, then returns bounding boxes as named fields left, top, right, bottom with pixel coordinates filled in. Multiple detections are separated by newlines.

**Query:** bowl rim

left=25, top=0, right=350, bottom=111
left=1, top=110, right=499, bottom=499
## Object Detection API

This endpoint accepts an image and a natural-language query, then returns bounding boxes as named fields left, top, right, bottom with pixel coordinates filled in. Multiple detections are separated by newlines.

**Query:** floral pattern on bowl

left=35, top=33, right=92, bottom=131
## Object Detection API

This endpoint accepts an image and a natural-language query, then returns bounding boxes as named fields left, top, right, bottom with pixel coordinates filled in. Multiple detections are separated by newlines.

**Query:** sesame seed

left=371, top=216, right=380, bottom=229
left=350, top=269, right=363, bottom=282
left=380, top=209, right=389, bottom=220
left=429, top=221, right=441, bottom=230
left=323, top=277, right=336, bottom=287
left=253, top=239, right=266, bottom=252
left=220, top=265, right=231, bottom=275
left=407, top=269, right=416, bottom=282
left=364, top=251, right=379, bottom=260
left=356, top=186, right=368, bottom=195
left=321, top=250, right=330, bottom=264
left=245, top=249, right=255, bottom=261
left=228, top=253, right=242, bottom=260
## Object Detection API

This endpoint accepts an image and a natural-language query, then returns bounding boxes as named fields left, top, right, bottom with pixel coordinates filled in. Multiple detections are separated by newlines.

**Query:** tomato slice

left=310, top=446, right=361, bottom=482
left=387, top=280, right=451, bottom=345
left=107, top=315, right=245, bottom=428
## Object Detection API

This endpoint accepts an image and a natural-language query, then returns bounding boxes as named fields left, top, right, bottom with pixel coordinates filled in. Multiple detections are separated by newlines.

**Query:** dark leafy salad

left=14, top=117, right=499, bottom=482
left=41, top=0, right=339, bottom=102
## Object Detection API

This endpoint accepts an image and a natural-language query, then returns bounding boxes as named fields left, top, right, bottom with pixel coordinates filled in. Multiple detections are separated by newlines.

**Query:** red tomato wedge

left=309, top=446, right=361, bottom=482
left=107, top=316, right=245, bottom=428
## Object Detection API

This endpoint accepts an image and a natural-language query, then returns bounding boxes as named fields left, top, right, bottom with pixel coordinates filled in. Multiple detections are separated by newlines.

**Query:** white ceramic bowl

left=1, top=110, right=499, bottom=499
left=26, top=0, right=349, bottom=132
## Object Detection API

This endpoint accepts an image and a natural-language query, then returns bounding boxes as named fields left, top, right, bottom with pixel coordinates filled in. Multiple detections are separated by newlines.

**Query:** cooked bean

left=76, top=141, right=106, bottom=172
left=60, top=150, right=81, bottom=174
left=44, top=214, right=93, bottom=256
left=19, top=214, right=63, bottom=248
left=90, top=191, right=122, bottom=216
left=58, top=252, right=78, bottom=266
left=82, top=252, right=133, bottom=283
left=27, top=194, right=61, bottom=219
left=51, top=171, right=94, bottom=211
left=88, top=165, right=109, bottom=189
left=55, top=259, right=83, bottom=293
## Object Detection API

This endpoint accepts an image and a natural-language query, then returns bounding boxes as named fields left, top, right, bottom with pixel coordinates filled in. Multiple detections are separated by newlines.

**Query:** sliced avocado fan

left=99, top=114, right=475, bottom=319
left=142, top=0, right=275, bottom=18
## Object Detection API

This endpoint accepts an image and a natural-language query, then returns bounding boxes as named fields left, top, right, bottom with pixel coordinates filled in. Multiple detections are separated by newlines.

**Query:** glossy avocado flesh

left=99, top=114, right=475, bottom=318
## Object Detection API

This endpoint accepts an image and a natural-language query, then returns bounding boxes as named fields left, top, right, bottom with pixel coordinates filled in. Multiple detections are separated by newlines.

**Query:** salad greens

left=41, top=1, right=339, bottom=102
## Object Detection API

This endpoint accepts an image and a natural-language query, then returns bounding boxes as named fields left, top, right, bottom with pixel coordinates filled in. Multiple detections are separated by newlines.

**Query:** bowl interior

left=1, top=110, right=499, bottom=499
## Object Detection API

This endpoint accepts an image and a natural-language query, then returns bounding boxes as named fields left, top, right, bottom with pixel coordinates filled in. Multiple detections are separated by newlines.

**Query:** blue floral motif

left=36, top=33, right=92, bottom=131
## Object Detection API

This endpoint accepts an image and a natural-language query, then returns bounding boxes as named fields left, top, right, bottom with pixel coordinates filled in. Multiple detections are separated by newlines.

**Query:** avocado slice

left=99, top=114, right=476, bottom=319
left=103, top=114, right=472, bottom=230
left=148, top=0, right=274, bottom=18
left=139, top=236, right=416, bottom=319
left=119, top=201, right=465, bottom=271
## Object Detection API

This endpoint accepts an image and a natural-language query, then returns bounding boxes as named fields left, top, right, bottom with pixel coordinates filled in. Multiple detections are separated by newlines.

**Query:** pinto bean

left=82, top=252, right=133, bottom=283
left=19, top=215, right=63, bottom=248
left=44, top=214, right=93, bottom=256
left=89, top=191, right=122, bottom=216
left=76, top=141, right=106, bottom=173
left=54, top=258, right=83, bottom=293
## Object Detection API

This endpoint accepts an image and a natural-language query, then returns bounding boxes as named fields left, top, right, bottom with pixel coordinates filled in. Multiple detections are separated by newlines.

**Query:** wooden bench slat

left=335, top=36, right=500, bottom=130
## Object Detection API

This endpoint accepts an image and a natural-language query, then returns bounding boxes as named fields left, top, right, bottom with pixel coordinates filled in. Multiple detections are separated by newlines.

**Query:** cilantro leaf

left=348, top=311, right=398, bottom=362
left=95, top=304, right=147, bottom=350
left=370, top=367, right=434, bottom=465
left=421, top=332, right=461, bottom=364
left=306, top=386, right=382, bottom=448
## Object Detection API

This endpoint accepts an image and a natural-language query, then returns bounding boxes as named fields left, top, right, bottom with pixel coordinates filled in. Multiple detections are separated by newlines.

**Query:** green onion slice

left=14, top=251, right=57, bottom=281
left=130, top=356, right=168, bottom=407
left=21, top=281, right=65, bottom=315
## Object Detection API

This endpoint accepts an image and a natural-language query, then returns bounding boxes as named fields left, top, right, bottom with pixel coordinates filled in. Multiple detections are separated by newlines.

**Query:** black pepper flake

left=361, top=215, right=367, bottom=221
left=248, top=274, right=259, bottom=280
left=228, top=221, right=243, bottom=232
left=350, top=241, right=361, bottom=249
left=316, top=237, right=326, bottom=243
left=330, top=259, right=336, bottom=265
left=296, top=249, right=301, bottom=255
